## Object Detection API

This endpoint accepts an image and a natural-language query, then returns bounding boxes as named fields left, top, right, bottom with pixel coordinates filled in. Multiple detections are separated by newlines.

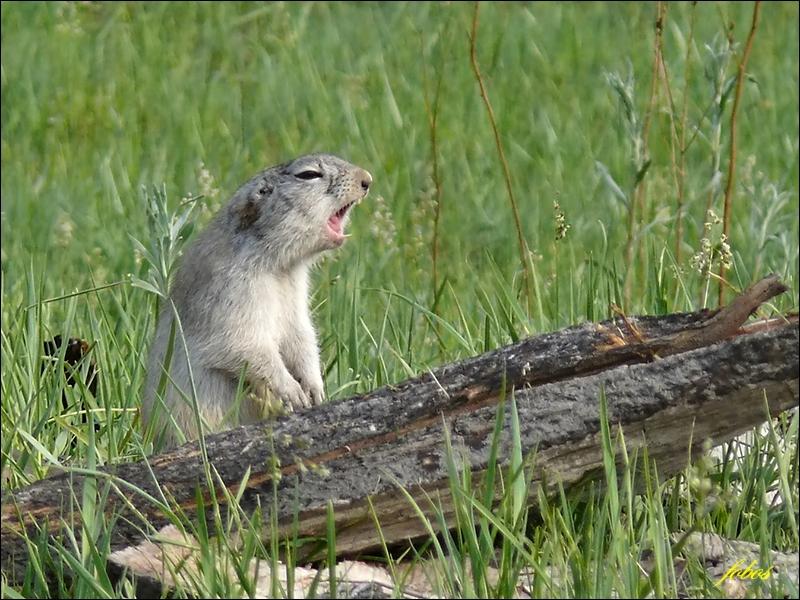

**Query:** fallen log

left=1, top=275, right=798, bottom=589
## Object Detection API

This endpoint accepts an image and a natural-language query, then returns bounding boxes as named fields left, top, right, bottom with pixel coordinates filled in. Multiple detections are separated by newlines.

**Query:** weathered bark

left=1, top=276, right=797, bottom=589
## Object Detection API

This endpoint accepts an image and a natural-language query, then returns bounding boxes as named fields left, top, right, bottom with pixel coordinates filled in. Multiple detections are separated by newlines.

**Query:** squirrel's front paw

left=273, top=376, right=310, bottom=411
left=304, top=378, right=325, bottom=406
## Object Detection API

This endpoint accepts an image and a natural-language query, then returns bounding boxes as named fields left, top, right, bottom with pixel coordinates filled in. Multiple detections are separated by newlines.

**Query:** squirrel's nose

left=360, top=170, right=372, bottom=193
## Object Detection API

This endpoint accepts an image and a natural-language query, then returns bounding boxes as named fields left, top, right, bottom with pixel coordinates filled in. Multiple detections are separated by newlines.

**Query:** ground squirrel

left=143, top=153, right=372, bottom=447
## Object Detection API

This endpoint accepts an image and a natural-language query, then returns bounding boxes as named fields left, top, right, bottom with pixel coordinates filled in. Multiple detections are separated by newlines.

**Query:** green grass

left=1, top=1, right=798, bottom=598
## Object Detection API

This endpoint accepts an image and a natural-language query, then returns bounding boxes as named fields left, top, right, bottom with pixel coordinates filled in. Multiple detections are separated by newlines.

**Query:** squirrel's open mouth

left=326, top=202, right=355, bottom=244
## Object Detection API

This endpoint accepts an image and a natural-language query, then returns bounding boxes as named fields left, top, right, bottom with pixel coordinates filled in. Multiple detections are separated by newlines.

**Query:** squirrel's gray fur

left=143, top=153, right=372, bottom=447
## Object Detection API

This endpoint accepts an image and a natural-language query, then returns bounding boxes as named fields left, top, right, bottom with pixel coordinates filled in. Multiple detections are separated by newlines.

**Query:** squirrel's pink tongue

left=326, top=213, right=346, bottom=242
left=328, top=214, right=343, bottom=235
left=327, top=203, right=354, bottom=242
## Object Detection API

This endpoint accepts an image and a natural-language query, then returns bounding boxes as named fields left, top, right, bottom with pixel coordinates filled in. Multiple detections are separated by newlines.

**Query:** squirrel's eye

left=295, top=170, right=323, bottom=180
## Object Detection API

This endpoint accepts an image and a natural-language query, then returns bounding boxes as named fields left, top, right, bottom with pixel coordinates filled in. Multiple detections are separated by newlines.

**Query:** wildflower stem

left=718, top=0, right=761, bottom=305
left=675, top=2, right=697, bottom=266
left=469, top=1, right=531, bottom=309
left=625, top=1, right=665, bottom=306
left=422, top=30, right=445, bottom=309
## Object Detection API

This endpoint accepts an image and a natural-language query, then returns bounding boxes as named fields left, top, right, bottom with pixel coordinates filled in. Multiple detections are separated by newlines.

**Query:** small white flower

left=197, top=161, right=219, bottom=200
left=53, top=212, right=75, bottom=247
left=553, top=200, right=570, bottom=241
left=719, top=234, right=733, bottom=269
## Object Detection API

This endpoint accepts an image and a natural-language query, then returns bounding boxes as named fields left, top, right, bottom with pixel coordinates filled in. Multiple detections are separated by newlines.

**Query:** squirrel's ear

left=233, top=178, right=273, bottom=232
left=235, top=197, right=260, bottom=232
